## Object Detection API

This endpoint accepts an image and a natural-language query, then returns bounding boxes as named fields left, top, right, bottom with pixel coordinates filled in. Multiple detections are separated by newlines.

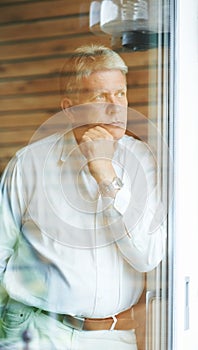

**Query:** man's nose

left=106, top=93, right=116, bottom=104
left=105, top=102, right=122, bottom=116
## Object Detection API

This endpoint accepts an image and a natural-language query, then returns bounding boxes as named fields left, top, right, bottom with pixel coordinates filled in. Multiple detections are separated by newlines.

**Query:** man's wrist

left=88, top=159, right=115, bottom=183
left=98, top=177, right=123, bottom=198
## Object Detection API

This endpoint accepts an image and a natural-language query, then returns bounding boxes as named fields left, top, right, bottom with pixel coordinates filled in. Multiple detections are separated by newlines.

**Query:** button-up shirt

left=0, top=122, right=166, bottom=318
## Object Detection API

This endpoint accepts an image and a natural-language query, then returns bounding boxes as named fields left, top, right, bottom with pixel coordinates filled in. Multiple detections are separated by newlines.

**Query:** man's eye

left=93, top=94, right=105, bottom=101
left=117, top=91, right=126, bottom=98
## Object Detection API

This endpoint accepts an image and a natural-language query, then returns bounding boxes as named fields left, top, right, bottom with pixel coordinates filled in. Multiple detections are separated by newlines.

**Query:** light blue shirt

left=0, top=127, right=166, bottom=318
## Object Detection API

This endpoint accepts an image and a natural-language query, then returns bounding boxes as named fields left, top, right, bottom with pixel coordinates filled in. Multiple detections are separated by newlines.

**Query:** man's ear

left=61, top=97, right=74, bottom=121
left=61, top=97, right=72, bottom=111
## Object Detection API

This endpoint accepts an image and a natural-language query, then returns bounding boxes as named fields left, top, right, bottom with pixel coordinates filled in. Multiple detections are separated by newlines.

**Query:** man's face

left=71, top=70, right=128, bottom=141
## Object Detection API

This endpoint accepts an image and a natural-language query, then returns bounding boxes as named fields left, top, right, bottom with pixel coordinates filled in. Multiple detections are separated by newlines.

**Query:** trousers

left=0, top=298, right=138, bottom=350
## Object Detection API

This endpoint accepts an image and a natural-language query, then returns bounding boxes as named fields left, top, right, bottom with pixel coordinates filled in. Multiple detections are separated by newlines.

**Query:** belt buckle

left=63, top=315, right=85, bottom=330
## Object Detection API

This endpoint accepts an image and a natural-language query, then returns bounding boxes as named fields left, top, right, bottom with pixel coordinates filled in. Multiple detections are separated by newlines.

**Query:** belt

left=42, top=306, right=139, bottom=331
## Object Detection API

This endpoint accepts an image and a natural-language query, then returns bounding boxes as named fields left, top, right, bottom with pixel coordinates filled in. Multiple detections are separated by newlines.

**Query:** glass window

left=0, top=1, right=172, bottom=349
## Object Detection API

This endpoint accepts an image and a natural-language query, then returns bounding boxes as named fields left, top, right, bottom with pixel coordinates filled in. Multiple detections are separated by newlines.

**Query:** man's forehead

left=75, top=70, right=127, bottom=98
left=80, top=69, right=126, bottom=83
left=79, top=86, right=127, bottom=93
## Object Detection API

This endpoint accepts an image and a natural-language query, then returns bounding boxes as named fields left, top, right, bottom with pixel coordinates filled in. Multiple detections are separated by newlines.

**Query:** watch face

left=98, top=177, right=123, bottom=197
left=113, top=177, right=123, bottom=189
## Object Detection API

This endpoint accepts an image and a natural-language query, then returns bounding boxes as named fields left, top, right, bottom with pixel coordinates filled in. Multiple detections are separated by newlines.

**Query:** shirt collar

left=60, top=130, right=89, bottom=175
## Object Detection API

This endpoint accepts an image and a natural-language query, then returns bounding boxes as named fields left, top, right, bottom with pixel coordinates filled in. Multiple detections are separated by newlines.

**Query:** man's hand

left=80, top=126, right=117, bottom=184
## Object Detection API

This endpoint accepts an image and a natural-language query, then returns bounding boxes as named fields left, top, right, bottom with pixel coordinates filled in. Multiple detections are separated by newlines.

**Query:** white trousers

left=0, top=298, right=138, bottom=350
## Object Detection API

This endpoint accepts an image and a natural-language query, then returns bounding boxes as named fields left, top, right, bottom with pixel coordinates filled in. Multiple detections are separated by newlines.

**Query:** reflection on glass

left=0, top=2, right=171, bottom=349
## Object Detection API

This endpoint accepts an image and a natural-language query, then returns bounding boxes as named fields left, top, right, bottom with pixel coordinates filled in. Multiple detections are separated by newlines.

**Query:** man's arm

left=103, top=141, right=166, bottom=273
left=80, top=127, right=166, bottom=272
left=0, top=157, right=22, bottom=315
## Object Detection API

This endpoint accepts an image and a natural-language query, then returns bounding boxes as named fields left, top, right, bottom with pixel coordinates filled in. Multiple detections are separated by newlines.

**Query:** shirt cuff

left=101, top=181, right=131, bottom=217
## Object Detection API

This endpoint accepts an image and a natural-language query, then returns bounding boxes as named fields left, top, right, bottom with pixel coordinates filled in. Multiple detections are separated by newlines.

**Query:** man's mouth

left=103, top=121, right=126, bottom=129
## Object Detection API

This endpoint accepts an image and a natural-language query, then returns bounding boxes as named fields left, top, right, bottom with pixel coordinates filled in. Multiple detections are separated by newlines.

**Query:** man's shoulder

left=120, top=134, right=152, bottom=157
left=120, top=134, right=144, bottom=148
left=15, top=132, right=64, bottom=159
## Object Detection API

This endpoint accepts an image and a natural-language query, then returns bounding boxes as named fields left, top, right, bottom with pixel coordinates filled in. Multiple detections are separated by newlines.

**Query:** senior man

left=0, top=44, right=165, bottom=349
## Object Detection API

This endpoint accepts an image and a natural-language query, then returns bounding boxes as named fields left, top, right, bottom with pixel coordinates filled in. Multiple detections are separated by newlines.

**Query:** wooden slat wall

left=0, top=0, right=155, bottom=174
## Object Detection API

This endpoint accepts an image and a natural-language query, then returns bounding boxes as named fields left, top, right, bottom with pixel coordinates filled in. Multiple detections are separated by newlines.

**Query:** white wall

left=173, top=0, right=198, bottom=349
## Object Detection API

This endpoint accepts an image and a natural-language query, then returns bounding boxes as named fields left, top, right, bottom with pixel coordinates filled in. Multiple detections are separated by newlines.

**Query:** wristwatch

left=98, top=177, right=123, bottom=197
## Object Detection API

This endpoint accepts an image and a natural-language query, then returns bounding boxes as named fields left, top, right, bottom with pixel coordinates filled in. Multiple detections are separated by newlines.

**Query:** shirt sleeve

left=101, top=140, right=167, bottom=272
left=0, top=156, right=23, bottom=315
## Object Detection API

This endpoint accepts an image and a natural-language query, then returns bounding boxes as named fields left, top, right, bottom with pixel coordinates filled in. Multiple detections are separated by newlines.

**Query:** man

left=0, top=45, right=165, bottom=349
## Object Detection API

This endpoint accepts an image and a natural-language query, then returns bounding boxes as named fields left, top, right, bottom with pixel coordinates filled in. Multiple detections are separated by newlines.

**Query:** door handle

left=146, top=289, right=163, bottom=350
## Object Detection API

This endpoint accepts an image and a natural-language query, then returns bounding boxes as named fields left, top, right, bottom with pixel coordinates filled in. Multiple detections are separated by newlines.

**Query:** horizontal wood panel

left=0, top=77, right=60, bottom=96
left=0, top=58, right=65, bottom=79
left=0, top=0, right=32, bottom=3
left=0, top=95, right=60, bottom=112
left=0, top=128, right=39, bottom=144
left=0, top=16, right=90, bottom=43
left=0, top=0, right=90, bottom=24
left=0, top=35, right=156, bottom=61
left=0, top=112, right=51, bottom=128
left=0, top=34, right=101, bottom=60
